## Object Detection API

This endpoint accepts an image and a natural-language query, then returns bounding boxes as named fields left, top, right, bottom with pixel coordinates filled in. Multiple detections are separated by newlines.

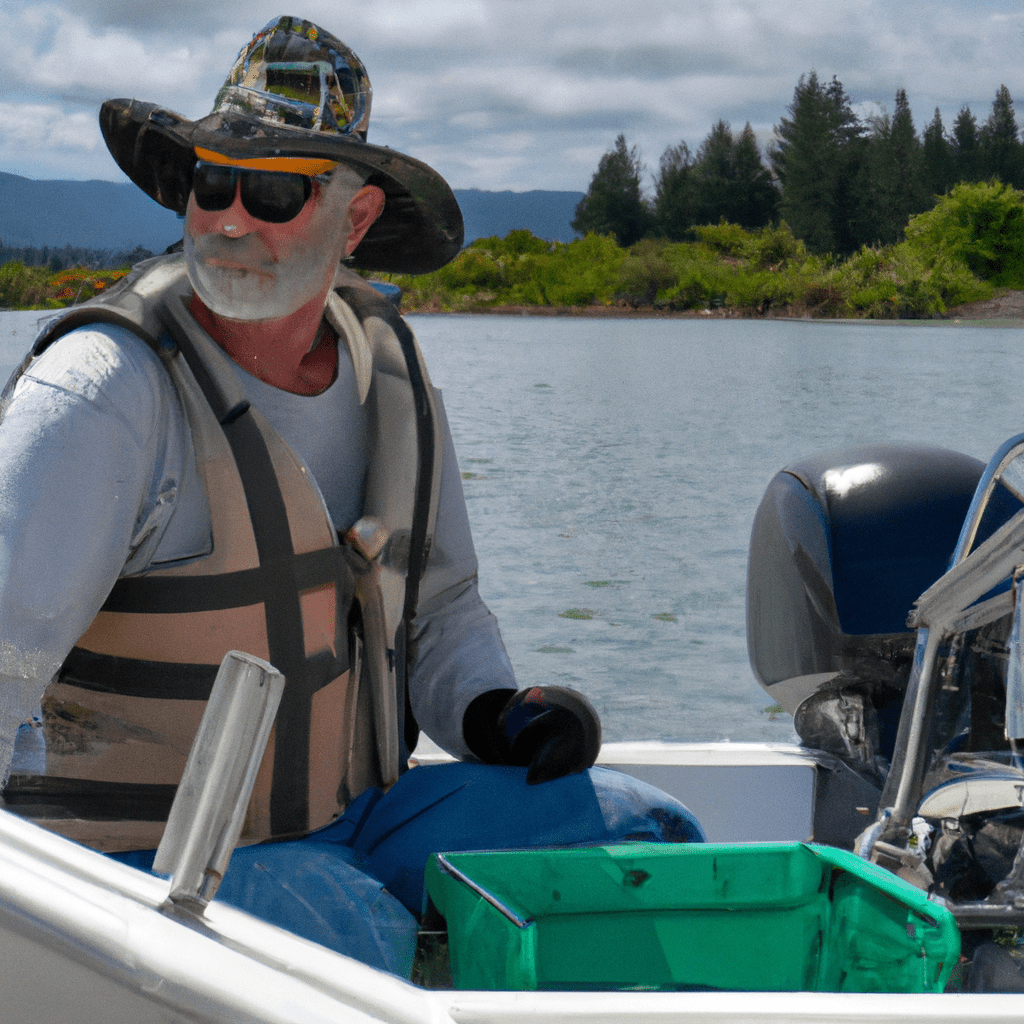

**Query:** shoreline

left=406, top=303, right=739, bottom=319
left=6, top=291, right=1024, bottom=325
left=403, top=292, right=1024, bottom=325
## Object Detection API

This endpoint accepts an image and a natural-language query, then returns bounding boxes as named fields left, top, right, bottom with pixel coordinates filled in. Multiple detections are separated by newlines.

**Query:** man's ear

left=344, top=185, right=386, bottom=256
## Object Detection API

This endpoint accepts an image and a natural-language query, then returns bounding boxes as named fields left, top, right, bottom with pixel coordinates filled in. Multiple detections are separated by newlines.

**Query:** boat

left=6, top=430, right=1024, bottom=1019
left=745, top=431, right=1024, bottom=987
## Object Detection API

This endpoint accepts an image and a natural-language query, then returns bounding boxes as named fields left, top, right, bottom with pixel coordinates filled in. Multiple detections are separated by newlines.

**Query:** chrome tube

left=889, top=627, right=941, bottom=832
left=153, top=650, right=284, bottom=911
left=949, top=432, right=1024, bottom=565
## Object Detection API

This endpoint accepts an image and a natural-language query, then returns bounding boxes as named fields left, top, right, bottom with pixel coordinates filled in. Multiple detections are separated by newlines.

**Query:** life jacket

left=2, top=254, right=443, bottom=852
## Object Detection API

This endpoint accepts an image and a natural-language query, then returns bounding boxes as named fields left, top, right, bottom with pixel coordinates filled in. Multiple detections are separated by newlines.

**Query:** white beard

left=184, top=232, right=332, bottom=321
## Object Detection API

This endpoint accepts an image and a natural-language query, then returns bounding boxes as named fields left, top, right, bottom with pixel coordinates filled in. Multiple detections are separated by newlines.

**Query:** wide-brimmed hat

left=99, top=15, right=463, bottom=274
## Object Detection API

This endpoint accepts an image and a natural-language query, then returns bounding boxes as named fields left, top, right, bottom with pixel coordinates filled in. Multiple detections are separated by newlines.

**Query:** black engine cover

left=747, top=443, right=984, bottom=762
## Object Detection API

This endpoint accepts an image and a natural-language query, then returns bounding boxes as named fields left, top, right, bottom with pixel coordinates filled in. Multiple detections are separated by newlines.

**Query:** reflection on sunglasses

left=192, top=162, right=315, bottom=223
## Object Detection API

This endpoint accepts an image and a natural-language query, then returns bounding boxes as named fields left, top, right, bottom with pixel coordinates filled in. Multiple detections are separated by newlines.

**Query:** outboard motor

left=747, top=443, right=985, bottom=778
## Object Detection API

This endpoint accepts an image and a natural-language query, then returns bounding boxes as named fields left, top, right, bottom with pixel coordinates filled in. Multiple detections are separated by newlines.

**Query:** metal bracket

left=153, top=650, right=284, bottom=914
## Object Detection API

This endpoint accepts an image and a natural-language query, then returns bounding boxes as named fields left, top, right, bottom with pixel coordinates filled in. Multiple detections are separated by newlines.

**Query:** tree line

left=380, top=177, right=1024, bottom=320
left=573, top=72, right=1024, bottom=256
left=0, top=241, right=154, bottom=272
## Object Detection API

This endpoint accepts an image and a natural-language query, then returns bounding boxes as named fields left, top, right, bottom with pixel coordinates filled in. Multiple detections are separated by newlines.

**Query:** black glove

left=463, top=685, right=602, bottom=785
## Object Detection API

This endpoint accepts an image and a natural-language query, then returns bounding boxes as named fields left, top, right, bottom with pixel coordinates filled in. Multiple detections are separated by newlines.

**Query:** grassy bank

left=382, top=181, right=1024, bottom=319
left=0, top=262, right=130, bottom=310
left=384, top=220, right=993, bottom=320
left=4, top=182, right=1023, bottom=319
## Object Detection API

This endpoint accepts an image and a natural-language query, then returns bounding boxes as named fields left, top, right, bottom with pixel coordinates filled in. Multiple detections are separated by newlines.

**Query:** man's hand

left=463, top=685, right=602, bottom=784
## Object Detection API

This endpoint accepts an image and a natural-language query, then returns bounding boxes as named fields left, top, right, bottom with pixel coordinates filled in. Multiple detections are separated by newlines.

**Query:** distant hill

left=455, top=189, right=583, bottom=244
left=0, top=172, right=185, bottom=255
left=0, top=172, right=584, bottom=256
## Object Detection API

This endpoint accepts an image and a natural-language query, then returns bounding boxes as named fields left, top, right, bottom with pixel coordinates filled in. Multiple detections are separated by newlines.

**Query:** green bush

left=376, top=215, right=1000, bottom=318
left=385, top=230, right=623, bottom=310
left=433, top=249, right=504, bottom=292
left=660, top=273, right=711, bottom=310
left=615, top=239, right=679, bottom=306
left=800, top=275, right=848, bottom=317
left=691, top=221, right=750, bottom=258
left=0, top=261, right=57, bottom=309
left=744, top=222, right=807, bottom=270
left=471, top=229, right=552, bottom=258
left=726, top=268, right=801, bottom=313
left=536, top=233, right=625, bottom=306
left=507, top=279, right=548, bottom=305
left=835, top=241, right=991, bottom=318
left=903, top=180, right=1024, bottom=287
left=919, top=252, right=992, bottom=308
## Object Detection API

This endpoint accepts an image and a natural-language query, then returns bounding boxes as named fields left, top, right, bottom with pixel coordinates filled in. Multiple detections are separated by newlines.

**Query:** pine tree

left=730, top=123, right=779, bottom=229
left=980, top=85, right=1023, bottom=187
left=922, top=108, right=954, bottom=196
left=862, top=89, right=927, bottom=244
left=572, top=135, right=651, bottom=246
left=691, top=120, right=736, bottom=225
left=951, top=106, right=980, bottom=183
left=771, top=72, right=865, bottom=254
left=653, top=123, right=776, bottom=238
left=652, top=142, right=696, bottom=240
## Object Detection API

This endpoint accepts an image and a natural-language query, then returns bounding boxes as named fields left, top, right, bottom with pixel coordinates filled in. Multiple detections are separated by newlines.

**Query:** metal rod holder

left=153, top=650, right=284, bottom=912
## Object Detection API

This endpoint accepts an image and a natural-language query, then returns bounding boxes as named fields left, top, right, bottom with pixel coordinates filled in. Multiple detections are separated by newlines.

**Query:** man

left=0, top=16, right=701, bottom=975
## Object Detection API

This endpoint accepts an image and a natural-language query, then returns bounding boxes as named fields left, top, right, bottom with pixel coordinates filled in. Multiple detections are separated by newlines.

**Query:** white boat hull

left=2, top=741, right=1020, bottom=1022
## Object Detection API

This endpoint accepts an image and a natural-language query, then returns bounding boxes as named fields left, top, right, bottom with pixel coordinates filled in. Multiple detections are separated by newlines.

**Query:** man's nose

left=211, top=185, right=259, bottom=237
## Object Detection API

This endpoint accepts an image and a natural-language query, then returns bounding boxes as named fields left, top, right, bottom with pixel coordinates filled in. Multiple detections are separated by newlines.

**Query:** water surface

left=2, top=309, right=1022, bottom=743
left=409, top=314, right=1024, bottom=743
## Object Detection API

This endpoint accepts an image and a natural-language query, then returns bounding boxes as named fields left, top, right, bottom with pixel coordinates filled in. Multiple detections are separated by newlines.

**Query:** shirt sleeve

left=0, top=325, right=185, bottom=783
left=406, top=392, right=517, bottom=758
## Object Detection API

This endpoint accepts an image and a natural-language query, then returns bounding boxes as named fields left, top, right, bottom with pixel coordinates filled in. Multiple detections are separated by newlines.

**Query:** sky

left=2, top=0, right=1023, bottom=195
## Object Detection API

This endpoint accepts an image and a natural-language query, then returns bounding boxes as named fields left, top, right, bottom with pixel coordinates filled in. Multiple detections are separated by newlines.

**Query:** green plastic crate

left=423, top=842, right=960, bottom=992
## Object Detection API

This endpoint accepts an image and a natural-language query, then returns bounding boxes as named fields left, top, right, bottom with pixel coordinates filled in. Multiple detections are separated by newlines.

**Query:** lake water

left=2, top=309, right=1023, bottom=744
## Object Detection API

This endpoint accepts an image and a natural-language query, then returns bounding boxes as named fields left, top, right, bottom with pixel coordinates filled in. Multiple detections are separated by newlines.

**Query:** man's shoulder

left=24, top=321, right=173, bottom=412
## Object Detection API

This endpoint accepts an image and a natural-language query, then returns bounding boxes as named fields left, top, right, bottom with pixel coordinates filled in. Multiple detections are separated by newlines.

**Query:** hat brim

left=100, top=98, right=463, bottom=275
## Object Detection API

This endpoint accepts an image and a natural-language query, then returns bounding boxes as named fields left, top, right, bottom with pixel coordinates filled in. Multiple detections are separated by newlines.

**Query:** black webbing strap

left=61, top=646, right=218, bottom=700
left=153, top=308, right=343, bottom=836
left=224, top=410, right=319, bottom=834
left=3, top=776, right=178, bottom=822
left=101, top=546, right=348, bottom=614
left=333, top=285, right=436, bottom=756
left=60, top=645, right=342, bottom=703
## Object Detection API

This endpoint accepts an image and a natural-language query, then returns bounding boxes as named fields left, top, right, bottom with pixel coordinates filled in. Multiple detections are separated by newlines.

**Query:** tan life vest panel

left=4, top=255, right=443, bottom=852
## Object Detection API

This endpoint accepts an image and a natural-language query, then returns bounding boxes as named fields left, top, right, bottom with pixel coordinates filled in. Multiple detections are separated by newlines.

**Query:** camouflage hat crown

left=214, top=18, right=371, bottom=142
left=99, top=16, right=463, bottom=274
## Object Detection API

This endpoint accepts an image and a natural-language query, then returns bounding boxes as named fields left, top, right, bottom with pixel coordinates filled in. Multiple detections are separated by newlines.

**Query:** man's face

left=184, top=167, right=355, bottom=322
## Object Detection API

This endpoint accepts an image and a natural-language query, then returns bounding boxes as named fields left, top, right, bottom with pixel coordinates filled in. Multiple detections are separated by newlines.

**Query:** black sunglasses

left=191, top=162, right=316, bottom=224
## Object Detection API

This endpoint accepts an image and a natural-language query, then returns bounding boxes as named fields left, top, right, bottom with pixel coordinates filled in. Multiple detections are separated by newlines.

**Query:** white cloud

left=5, top=4, right=232, bottom=115
left=346, top=0, right=490, bottom=39
left=2, top=0, right=1023, bottom=190
left=0, top=103, right=98, bottom=152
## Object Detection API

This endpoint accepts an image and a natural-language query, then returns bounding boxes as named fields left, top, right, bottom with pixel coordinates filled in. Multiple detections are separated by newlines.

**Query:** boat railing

left=858, top=433, right=1024, bottom=927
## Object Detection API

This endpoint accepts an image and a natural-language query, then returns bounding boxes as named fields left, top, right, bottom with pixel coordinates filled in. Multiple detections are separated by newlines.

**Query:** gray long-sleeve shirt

left=0, top=318, right=515, bottom=781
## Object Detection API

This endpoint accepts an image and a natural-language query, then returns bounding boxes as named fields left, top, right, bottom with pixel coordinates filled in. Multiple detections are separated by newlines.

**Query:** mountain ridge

left=0, top=172, right=584, bottom=255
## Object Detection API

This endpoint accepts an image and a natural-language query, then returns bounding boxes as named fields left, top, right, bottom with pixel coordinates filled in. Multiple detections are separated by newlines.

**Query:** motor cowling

left=747, top=443, right=984, bottom=770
